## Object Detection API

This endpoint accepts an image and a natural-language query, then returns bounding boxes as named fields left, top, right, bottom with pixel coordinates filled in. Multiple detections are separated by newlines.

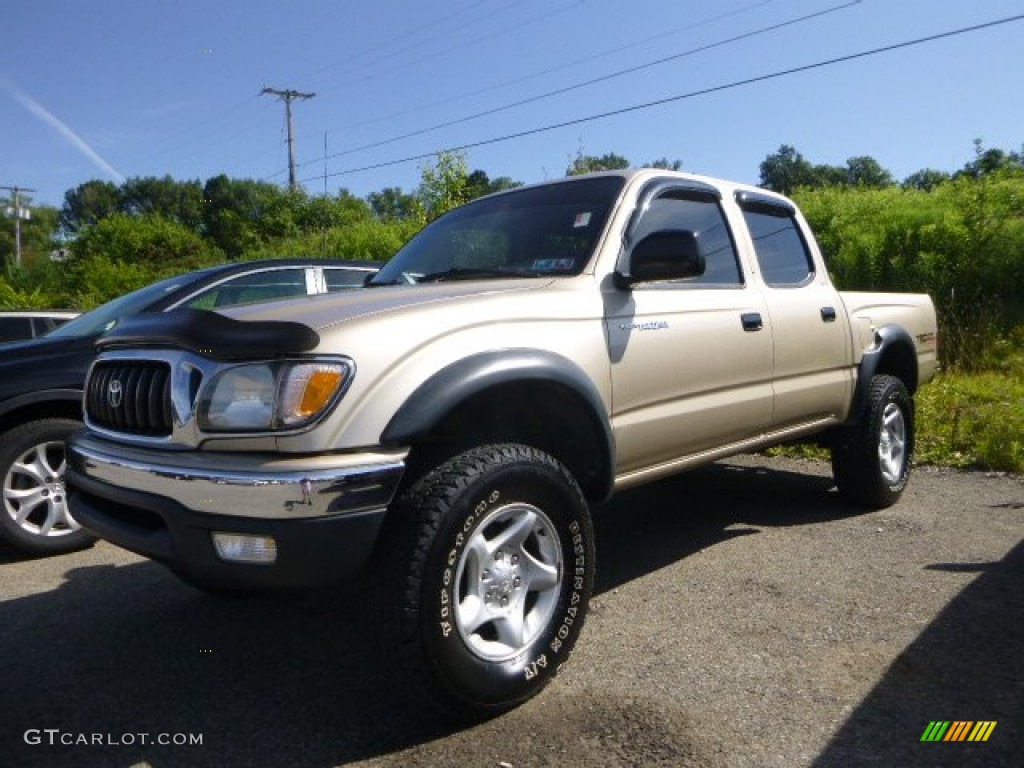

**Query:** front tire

left=377, top=444, right=595, bottom=716
left=0, top=418, right=96, bottom=555
left=832, top=375, right=914, bottom=509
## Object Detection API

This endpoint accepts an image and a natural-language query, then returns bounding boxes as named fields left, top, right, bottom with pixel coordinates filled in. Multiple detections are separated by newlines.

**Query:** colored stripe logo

left=920, top=721, right=997, bottom=742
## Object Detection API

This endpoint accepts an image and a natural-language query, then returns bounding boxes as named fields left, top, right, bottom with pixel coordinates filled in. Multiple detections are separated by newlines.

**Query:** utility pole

left=1, top=185, right=36, bottom=267
left=260, top=86, right=315, bottom=191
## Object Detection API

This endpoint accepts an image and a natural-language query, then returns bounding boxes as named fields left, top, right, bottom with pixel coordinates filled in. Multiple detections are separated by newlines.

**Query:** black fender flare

left=380, top=349, right=615, bottom=500
left=847, top=324, right=918, bottom=425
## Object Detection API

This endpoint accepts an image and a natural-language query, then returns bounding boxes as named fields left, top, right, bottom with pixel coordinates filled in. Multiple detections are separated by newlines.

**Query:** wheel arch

left=380, top=350, right=615, bottom=502
left=847, top=324, right=918, bottom=425
left=0, top=391, right=83, bottom=435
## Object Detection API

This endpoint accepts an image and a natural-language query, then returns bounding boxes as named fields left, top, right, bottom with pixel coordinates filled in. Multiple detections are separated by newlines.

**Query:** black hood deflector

left=96, top=308, right=320, bottom=360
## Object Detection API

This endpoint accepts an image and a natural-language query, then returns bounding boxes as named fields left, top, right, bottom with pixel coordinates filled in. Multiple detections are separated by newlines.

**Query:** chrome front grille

left=86, top=360, right=174, bottom=437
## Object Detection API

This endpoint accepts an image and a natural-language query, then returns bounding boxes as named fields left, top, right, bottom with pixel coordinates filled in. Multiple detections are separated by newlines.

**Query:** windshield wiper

left=416, top=267, right=540, bottom=283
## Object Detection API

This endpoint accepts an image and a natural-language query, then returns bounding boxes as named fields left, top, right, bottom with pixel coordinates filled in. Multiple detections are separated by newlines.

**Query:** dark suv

left=0, top=311, right=78, bottom=343
left=0, top=258, right=377, bottom=555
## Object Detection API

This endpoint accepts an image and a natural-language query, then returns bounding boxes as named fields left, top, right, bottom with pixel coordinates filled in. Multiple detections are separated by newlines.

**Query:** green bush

left=245, top=217, right=420, bottom=263
left=916, top=370, right=1024, bottom=472
left=61, top=255, right=186, bottom=310
left=70, top=213, right=224, bottom=271
left=795, top=172, right=1024, bottom=371
left=0, top=280, right=57, bottom=310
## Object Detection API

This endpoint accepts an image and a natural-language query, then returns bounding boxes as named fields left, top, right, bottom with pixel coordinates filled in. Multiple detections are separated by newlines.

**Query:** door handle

left=820, top=306, right=837, bottom=322
left=741, top=312, right=763, bottom=332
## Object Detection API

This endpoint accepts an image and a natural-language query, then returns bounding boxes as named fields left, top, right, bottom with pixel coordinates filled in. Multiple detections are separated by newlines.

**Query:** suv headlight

left=197, top=359, right=353, bottom=432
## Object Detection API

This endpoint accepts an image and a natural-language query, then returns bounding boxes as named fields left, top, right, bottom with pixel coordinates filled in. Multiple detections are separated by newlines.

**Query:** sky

left=2, top=0, right=1022, bottom=210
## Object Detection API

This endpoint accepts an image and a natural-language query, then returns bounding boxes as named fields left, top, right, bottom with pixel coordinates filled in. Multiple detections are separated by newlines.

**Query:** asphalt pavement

left=1, top=455, right=1020, bottom=768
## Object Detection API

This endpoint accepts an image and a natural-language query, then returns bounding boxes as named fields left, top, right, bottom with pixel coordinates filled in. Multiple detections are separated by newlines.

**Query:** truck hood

left=218, top=278, right=552, bottom=332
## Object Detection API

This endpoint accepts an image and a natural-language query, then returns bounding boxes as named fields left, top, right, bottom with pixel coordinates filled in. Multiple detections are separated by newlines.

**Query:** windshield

left=46, top=272, right=201, bottom=338
left=371, top=176, right=626, bottom=285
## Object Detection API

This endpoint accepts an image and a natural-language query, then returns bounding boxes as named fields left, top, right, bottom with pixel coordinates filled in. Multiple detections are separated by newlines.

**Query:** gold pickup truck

left=66, top=169, right=937, bottom=716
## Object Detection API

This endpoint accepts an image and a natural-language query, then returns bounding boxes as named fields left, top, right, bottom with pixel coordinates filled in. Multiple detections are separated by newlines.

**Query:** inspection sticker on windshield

left=573, top=212, right=592, bottom=228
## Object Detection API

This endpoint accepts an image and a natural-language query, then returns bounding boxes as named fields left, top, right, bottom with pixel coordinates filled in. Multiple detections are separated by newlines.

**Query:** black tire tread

left=832, top=375, right=914, bottom=509
left=374, top=443, right=588, bottom=717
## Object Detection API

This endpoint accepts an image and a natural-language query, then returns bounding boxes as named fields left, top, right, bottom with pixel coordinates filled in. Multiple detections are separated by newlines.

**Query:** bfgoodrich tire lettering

left=377, top=443, right=594, bottom=715
left=832, top=375, right=914, bottom=509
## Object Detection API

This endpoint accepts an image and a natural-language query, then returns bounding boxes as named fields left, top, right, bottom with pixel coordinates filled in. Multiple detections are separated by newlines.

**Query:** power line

left=118, top=4, right=503, bottom=175
left=314, top=0, right=585, bottom=98
left=308, top=1, right=493, bottom=81
left=302, top=13, right=1024, bottom=184
left=311, top=0, right=778, bottom=138
left=262, top=0, right=774, bottom=183
left=287, top=0, right=858, bottom=175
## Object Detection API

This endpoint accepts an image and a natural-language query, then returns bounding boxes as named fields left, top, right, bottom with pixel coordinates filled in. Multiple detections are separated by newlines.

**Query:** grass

left=768, top=359, right=1024, bottom=474
left=915, top=370, right=1023, bottom=472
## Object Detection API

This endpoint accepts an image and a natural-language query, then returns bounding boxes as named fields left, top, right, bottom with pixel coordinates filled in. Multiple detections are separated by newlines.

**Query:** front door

left=605, top=185, right=774, bottom=476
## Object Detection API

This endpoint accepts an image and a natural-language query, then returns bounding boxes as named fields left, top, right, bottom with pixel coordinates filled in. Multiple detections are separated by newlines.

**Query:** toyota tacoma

left=66, top=170, right=938, bottom=715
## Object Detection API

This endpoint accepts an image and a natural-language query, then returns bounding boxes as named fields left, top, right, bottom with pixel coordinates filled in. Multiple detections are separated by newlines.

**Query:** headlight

left=198, top=359, right=352, bottom=432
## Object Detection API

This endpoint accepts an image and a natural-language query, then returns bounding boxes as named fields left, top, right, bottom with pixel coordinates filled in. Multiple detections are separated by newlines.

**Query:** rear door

left=605, top=181, right=774, bottom=475
left=735, top=191, right=853, bottom=428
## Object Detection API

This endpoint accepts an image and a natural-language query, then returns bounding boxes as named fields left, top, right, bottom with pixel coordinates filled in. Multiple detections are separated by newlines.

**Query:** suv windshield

left=46, top=272, right=202, bottom=338
left=371, top=176, right=626, bottom=285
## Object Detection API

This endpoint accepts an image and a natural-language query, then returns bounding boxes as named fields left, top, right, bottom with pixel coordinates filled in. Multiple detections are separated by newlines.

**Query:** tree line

left=1, top=141, right=1021, bottom=369
left=758, top=140, right=1024, bottom=194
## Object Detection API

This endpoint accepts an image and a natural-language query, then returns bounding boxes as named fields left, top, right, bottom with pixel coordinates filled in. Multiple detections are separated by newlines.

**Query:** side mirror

left=615, top=230, right=706, bottom=288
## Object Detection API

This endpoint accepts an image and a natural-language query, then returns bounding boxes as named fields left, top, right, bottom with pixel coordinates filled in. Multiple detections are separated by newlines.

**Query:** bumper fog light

left=212, top=532, right=278, bottom=564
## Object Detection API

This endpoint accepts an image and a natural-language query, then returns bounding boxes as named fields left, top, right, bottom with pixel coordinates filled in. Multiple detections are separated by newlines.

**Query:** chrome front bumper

left=65, top=432, right=408, bottom=589
left=66, top=432, right=406, bottom=520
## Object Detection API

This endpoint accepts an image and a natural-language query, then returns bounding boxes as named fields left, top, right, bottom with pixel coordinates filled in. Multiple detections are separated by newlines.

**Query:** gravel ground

left=1, top=455, right=1020, bottom=768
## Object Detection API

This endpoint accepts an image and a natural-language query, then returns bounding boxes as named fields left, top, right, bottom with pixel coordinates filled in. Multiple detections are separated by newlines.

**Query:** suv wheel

left=378, top=443, right=595, bottom=716
left=0, top=419, right=96, bottom=554
left=832, top=375, right=914, bottom=509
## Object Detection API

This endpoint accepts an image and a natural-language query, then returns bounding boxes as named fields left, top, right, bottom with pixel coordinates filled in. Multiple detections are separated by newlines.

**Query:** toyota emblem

left=107, top=379, right=124, bottom=408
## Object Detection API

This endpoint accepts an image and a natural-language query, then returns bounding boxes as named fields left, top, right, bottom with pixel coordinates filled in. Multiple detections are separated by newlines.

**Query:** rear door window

left=741, top=208, right=814, bottom=287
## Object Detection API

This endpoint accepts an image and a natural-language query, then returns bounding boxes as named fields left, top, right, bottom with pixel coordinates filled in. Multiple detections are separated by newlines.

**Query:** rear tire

left=0, top=418, right=96, bottom=555
left=832, top=375, right=914, bottom=509
left=376, top=443, right=594, bottom=717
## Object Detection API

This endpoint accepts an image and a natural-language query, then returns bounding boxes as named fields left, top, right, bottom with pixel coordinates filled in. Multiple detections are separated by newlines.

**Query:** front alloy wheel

left=0, top=419, right=95, bottom=555
left=454, top=502, right=563, bottom=663
left=377, top=443, right=595, bottom=716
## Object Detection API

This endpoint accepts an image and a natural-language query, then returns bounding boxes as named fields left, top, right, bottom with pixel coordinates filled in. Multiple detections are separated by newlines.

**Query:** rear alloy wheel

left=832, top=375, right=915, bottom=509
left=378, top=443, right=595, bottom=716
left=0, top=419, right=96, bottom=555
